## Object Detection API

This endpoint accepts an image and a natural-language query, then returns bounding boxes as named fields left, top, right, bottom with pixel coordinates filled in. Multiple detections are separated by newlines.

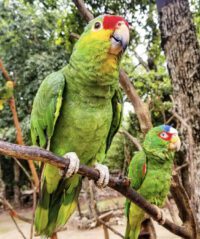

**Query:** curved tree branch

left=119, top=69, right=152, bottom=134
left=0, top=140, right=192, bottom=239
left=73, top=0, right=94, bottom=22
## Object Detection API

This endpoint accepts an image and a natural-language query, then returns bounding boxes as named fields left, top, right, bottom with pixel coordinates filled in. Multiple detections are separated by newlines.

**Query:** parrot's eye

left=117, top=22, right=122, bottom=27
left=94, top=22, right=101, bottom=29
left=159, top=132, right=168, bottom=139
left=93, top=21, right=102, bottom=31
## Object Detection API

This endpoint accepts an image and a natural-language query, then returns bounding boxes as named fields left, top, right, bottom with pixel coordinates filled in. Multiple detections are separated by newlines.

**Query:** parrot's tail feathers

left=125, top=221, right=131, bottom=239
left=56, top=176, right=82, bottom=227
left=56, top=191, right=78, bottom=226
left=34, top=181, right=50, bottom=234
left=130, top=225, right=141, bottom=239
left=35, top=206, right=49, bottom=233
left=45, top=175, right=82, bottom=236
left=125, top=203, right=144, bottom=239
left=125, top=223, right=141, bottom=239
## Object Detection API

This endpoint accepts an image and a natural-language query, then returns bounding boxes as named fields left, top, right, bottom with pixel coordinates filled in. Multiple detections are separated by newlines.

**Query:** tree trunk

left=156, top=0, right=200, bottom=237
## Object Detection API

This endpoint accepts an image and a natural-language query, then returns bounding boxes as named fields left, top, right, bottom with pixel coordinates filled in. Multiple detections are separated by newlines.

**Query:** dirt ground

left=0, top=209, right=181, bottom=239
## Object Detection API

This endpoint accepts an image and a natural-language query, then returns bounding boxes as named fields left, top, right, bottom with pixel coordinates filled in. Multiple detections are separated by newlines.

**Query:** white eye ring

left=92, top=21, right=102, bottom=31
left=160, top=132, right=168, bottom=139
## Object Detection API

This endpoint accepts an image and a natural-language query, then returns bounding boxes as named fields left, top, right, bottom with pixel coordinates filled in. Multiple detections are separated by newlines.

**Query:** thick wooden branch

left=0, top=140, right=192, bottom=239
left=119, top=70, right=152, bottom=134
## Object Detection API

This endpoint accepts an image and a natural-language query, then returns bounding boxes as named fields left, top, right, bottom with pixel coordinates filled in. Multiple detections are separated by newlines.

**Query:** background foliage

left=0, top=0, right=199, bottom=199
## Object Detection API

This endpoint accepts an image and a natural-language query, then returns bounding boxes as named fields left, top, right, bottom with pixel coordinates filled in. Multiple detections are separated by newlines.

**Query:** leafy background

left=0, top=0, right=199, bottom=199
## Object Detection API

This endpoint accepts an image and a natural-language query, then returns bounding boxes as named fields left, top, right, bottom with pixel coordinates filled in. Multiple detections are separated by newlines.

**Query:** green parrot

left=31, top=15, right=129, bottom=237
left=125, top=125, right=181, bottom=239
left=0, top=81, right=14, bottom=110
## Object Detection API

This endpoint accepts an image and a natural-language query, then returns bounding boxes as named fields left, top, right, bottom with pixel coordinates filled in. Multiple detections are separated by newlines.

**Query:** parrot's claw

left=94, top=163, right=110, bottom=188
left=155, top=206, right=166, bottom=225
left=59, top=152, right=80, bottom=178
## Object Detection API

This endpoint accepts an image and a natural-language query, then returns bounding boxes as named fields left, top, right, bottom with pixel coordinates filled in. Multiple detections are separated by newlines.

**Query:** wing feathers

left=31, top=71, right=65, bottom=147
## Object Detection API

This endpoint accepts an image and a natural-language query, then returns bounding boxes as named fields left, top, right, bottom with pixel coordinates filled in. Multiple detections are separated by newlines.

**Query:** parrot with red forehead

left=31, top=15, right=129, bottom=237
left=125, top=125, right=181, bottom=239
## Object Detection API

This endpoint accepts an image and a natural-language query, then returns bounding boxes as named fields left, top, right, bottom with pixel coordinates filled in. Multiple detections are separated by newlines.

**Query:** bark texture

left=156, top=0, right=200, bottom=236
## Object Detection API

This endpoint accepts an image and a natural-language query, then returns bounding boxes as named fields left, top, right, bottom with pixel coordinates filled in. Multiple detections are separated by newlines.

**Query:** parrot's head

left=70, top=15, right=129, bottom=86
left=143, top=125, right=181, bottom=161
left=77, top=15, right=129, bottom=56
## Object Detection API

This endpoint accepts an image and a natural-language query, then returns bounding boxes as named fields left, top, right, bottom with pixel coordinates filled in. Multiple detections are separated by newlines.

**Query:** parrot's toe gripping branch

left=94, top=163, right=110, bottom=188
left=155, top=206, right=166, bottom=225
left=59, top=152, right=80, bottom=178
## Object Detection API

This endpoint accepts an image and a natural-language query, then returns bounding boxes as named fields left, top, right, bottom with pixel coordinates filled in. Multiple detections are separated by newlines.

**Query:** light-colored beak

left=110, top=22, right=130, bottom=55
left=169, top=134, right=181, bottom=151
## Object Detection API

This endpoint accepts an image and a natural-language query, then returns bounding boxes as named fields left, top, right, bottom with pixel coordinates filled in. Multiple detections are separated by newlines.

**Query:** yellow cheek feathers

left=80, top=29, right=113, bottom=44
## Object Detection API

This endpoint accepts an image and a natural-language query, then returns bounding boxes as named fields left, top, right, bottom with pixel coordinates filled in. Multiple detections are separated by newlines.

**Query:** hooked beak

left=109, top=22, right=129, bottom=55
left=169, top=134, right=181, bottom=151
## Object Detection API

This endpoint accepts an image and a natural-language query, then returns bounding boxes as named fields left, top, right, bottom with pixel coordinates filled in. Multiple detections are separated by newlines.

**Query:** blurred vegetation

left=0, top=0, right=199, bottom=200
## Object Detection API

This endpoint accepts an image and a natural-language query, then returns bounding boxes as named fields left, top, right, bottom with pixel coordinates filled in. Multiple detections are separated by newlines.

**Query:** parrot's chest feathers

left=65, top=52, right=119, bottom=95
left=51, top=93, right=113, bottom=163
left=139, top=160, right=173, bottom=206
left=53, top=59, right=119, bottom=161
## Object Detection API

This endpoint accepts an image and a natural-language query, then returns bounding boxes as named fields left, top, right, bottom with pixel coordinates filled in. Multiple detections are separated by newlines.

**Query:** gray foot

left=59, top=152, right=80, bottom=178
left=94, top=163, right=110, bottom=188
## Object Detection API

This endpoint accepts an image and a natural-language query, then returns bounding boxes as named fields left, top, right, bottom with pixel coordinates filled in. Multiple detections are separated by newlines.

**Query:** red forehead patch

left=103, top=15, right=129, bottom=30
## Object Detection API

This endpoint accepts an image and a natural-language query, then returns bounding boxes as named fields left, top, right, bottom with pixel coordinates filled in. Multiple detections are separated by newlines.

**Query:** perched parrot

left=0, top=81, right=14, bottom=110
left=31, top=15, right=129, bottom=237
left=125, top=125, right=181, bottom=239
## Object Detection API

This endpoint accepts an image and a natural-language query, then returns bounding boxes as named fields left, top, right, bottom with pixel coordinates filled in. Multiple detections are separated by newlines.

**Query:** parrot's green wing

left=31, top=71, right=66, bottom=148
left=128, top=151, right=147, bottom=190
left=106, top=89, right=123, bottom=152
left=125, top=150, right=147, bottom=217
